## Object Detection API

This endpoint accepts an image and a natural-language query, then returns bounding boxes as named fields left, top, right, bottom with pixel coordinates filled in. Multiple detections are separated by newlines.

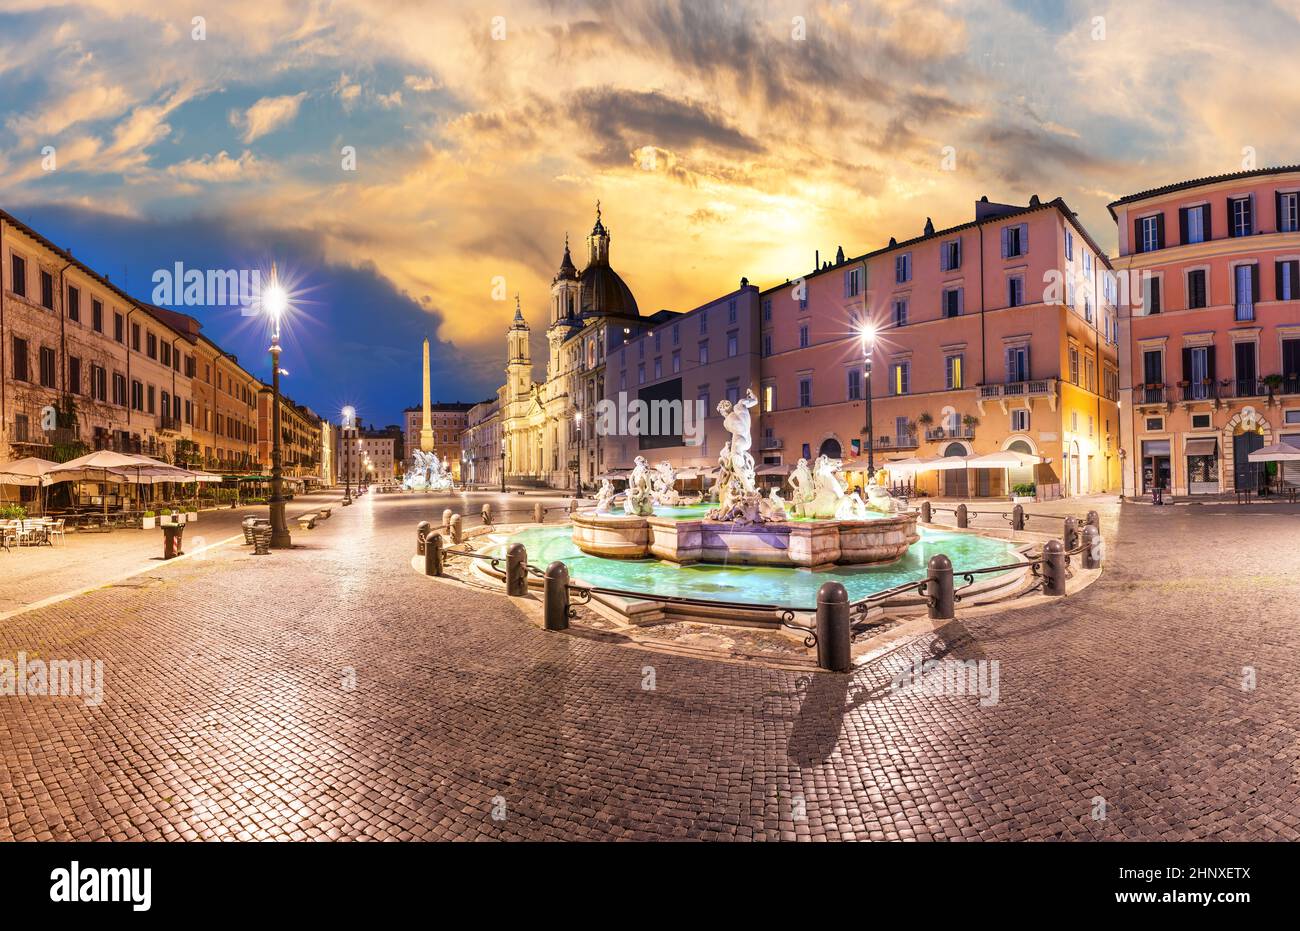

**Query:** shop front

left=1141, top=438, right=1171, bottom=496
left=1184, top=436, right=1219, bottom=495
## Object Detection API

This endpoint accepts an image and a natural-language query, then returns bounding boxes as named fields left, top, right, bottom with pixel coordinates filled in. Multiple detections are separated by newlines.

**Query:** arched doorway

left=818, top=437, right=842, bottom=460
left=1006, top=439, right=1035, bottom=490
left=942, top=441, right=968, bottom=497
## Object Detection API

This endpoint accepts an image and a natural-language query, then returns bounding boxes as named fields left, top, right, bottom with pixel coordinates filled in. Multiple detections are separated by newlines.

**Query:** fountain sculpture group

left=402, top=450, right=454, bottom=491
left=571, top=388, right=919, bottom=568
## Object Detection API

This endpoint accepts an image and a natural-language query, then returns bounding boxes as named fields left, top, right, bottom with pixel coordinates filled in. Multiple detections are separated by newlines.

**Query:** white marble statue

left=651, top=460, right=681, bottom=506
left=864, top=477, right=905, bottom=513
left=402, top=449, right=454, bottom=491
left=623, top=456, right=656, bottom=516
left=708, top=388, right=783, bottom=523
left=767, top=487, right=790, bottom=519
left=594, top=478, right=617, bottom=514
left=787, top=458, right=816, bottom=517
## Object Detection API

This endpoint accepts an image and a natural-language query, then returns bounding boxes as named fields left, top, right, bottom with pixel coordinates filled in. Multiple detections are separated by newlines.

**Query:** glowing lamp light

left=263, top=283, right=288, bottom=319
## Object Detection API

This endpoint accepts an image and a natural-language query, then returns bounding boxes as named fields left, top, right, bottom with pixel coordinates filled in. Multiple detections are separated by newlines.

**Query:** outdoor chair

left=49, top=519, right=66, bottom=545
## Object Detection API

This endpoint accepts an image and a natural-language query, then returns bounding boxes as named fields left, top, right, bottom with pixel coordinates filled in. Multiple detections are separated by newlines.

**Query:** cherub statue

left=594, top=478, right=617, bottom=514
left=623, top=456, right=656, bottom=516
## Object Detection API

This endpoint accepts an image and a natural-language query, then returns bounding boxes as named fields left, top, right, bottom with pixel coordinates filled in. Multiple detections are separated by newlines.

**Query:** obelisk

left=420, top=337, right=435, bottom=452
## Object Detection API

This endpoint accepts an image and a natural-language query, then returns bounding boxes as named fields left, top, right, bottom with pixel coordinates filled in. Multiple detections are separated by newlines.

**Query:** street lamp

left=263, top=264, right=292, bottom=549
left=500, top=436, right=507, bottom=494
left=341, top=406, right=355, bottom=504
left=575, top=409, right=583, bottom=493
left=859, top=322, right=877, bottom=475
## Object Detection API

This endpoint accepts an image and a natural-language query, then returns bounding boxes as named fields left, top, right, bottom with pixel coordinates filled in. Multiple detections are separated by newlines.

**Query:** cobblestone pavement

left=1, top=489, right=1297, bottom=840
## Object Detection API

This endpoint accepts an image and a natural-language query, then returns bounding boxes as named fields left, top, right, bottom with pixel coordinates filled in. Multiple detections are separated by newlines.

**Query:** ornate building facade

left=498, top=205, right=648, bottom=489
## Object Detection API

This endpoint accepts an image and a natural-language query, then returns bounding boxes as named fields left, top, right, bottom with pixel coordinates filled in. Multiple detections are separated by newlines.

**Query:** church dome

left=578, top=201, right=639, bottom=317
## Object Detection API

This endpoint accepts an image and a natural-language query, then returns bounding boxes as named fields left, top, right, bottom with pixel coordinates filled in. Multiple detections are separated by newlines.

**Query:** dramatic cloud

left=232, top=92, right=308, bottom=143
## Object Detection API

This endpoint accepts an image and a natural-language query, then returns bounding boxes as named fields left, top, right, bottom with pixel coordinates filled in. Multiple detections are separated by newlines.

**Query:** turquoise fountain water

left=495, top=524, right=1022, bottom=609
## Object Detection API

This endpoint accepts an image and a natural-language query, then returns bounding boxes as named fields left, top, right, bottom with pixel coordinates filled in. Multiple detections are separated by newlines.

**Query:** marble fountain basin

left=571, top=506, right=920, bottom=569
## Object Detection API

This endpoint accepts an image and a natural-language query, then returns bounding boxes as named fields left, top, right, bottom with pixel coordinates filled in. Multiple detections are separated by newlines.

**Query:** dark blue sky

left=12, top=204, right=498, bottom=428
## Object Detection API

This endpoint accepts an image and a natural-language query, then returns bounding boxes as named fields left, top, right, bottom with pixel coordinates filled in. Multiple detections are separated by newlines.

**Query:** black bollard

left=424, top=533, right=443, bottom=576
left=1012, top=503, right=1025, bottom=531
left=927, top=554, right=955, bottom=620
left=815, top=582, right=852, bottom=673
left=568, top=497, right=580, bottom=515
left=450, top=514, right=463, bottom=544
left=920, top=500, right=932, bottom=523
left=1043, top=538, right=1067, bottom=595
left=506, top=543, right=528, bottom=596
left=1063, top=516, right=1078, bottom=551
left=534, top=502, right=545, bottom=524
left=956, top=503, right=968, bottom=529
left=416, top=520, right=430, bottom=555
left=544, top=561, right=570, bottom=630
left=481, top=503, right=493, bottom=527
left=442, top=508, right=453, bottom=532
left=1082, top=525, right=1103, bottom=570
left=1086, top=510, right=1100, bottom=533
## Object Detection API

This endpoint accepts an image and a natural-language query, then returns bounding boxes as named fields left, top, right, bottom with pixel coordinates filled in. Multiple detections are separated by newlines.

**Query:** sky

left=2, top=0, right=1298, bottom=425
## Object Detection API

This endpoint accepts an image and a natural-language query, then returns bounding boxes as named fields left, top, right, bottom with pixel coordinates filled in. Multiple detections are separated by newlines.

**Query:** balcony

left=159, top=414, right=183, bottom=433
left=925, top=426, right=975, bottom=442
left=759, top=436, right=783, bottom=450
left=976, top=378, right=1058, bottom=415
left=875, top=434, right=919, bottom=451
left=1135, top=385, right=1171, bottom=408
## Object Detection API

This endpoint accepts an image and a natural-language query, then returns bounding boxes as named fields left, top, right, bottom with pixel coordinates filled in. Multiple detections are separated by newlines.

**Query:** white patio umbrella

left=967, top=450, right=1043, bottom=468
left=0, top=456, right=57, bottom=486
left=45, top=451, right=198, bottom=518
left=1248, top=442, right=1300, bottom=462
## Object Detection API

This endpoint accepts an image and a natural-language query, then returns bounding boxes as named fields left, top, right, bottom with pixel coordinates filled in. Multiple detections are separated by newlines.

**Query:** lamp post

left=500, top=437, right=507, bottom=494
left=575, top=409, right=583, bottom=493
left=264, top=264, right=292, bottom=549
left=341, top=406, right=354, bottom=504
left=860, top=323, right=877, bottom=475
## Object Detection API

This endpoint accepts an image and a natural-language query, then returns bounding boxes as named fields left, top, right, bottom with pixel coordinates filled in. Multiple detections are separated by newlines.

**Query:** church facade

left=498, top=206, right=649, bottom=489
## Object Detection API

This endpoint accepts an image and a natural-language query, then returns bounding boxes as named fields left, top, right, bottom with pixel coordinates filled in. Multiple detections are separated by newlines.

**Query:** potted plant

left=962, top=413, right=980, bottom=436
left=0, top=504, right=27, bottom=521
left=1011, top=482, right=1037, bottom=504
left=185, top=506, right=198, bottom=523
left=1264, top=373, right=1283, bottom=401
left=142, top=510, right=156, bottom=529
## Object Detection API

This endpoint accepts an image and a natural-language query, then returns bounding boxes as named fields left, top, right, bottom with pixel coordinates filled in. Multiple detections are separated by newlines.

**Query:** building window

left=653, top=358, right=662, bottom=379
left=1145, top=416, right=1164, bottom=431
left=1138, top=214, right=1163, bottom=253
left=1069, top=346, right=1080, bottom=385
left=1191, top=413, right=1211, bottom=429
left=1011, top=408, right=1030, bottom=432
left=1142, top=275, right=1162, bottom=314
left=637, top=363, right=645, bottom=385
left=1006, top=345, right=1030, bottom=383
left=762, top=384, right=776, bottom=412
left=10, top=255, right=26, bottom=297
left=39, top=346, right=56, bottom=387
left=1007, top=276, right=1024, bottom=307
left=1064, top=229, right=1074, bottom=261
left=945, top=354, right=964, bottom=390
left=761, top=333, right=772, bottom=357
left=1187, top=269, right=1208, bottom=309
left=894, top=254, right=911, bottom=284
left=132, top=323, right=141, bottom=351
left=11, top=336, right=29, bottom=381
left=727, top=298, right=737, bottom=323
left=699, top=340, right=708, bottom=364
left=1230, top=196, right=1254, bottom=237
left=942, top=287, right=962, bottom=318
left=847, top=368, right=861, bottom=400
left=92, top=299, right=103, bottom=332
left=845, top=267, right=863, bottom=296
left=726, top=331, right=738, bottom=357
left=113, top=373, right=126, bottom=406
left=91, top=364, right=107, bottom=402
left=1280, top=192, right=1300, bottom=233
left=891, top=361, right=910, bottom=395
left=67, top=286, right=80, bottom=322
left=799, top=377, right=812, bottom=408
left=1276, top=259, right=1299, bottom=301
left=672, top=350, right=681, bottom=373
left=1002, top=223, right=1027, bottom=258
left=699, top=310, right=708, bottom=334
left=941, top=239, right=961, bottom=271
left=798, top=325, right=809, bottom=348
left=40, top=270, right=54, bottom=309
left=1234, top=264, right=1257, bottom=321
left=1181, top=203, right=1209, bottom=244
left=672, top=323, right=679, bottom=345
left=69, top=356, right=82, bottom=394
left=893, top=299, right=908, bottom=327
left=762, top=299, right=771, bottom=322
left=726, top=380, right=740, bottom=405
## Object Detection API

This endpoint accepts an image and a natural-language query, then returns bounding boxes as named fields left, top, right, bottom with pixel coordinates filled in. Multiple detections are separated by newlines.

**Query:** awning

left=0, top=456, right=58, bottom=486
left=755, top=463, right=787, bottom=476
left=1185, top=438, right=1218, bottom=457
left=1248, top=442, right=1300, bottom=462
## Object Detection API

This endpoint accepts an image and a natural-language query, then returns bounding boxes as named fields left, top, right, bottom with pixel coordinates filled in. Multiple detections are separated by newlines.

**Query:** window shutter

left=1278, top=191, right=1285, bottom=233
left=1228, top=199, right=1236, bottom=238
left=1291, top=261, right=1300, bottom=298
left=1155, top=213, right=1165, bottom=249
left=954, top=239, right=961, bottom=269
left=1001, top=227, right=1009, bottom=258
left=1182, top=347, right=1193, bottom=381
left=1278, top=260, right=1286, bottom=301
left=1178, top=207, right=1189, bottom=245
left=1133, top=217, right=1143, bottom=254
left=1206, top=345, right=1216, bottom=381
left=1005, top=348, right=1015, bottom=383
left=1251, top=263, right=1260, bottom=302
left=1203, top=204, right=1212, bottom=240
left=1249, top=194, right=1256, bottom=234
left=1019, top=223, right=1029, bottom=254
left=957, top=287, right=964, bottom=315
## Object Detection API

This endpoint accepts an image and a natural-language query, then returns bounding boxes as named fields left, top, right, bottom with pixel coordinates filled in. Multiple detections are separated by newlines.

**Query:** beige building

left=191, top=334, right=260, bottom=472
left=461, top=398, right=501, bottom=486
left=499, top=205, right=651, bottom=489
left=404, top=402, right=473, bottom=478
left=257, top=390, right=322, bottom=481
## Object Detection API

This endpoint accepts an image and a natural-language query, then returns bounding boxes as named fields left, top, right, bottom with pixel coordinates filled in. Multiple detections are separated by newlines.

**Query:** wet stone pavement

left=0, top=490, right=1297, bottom=840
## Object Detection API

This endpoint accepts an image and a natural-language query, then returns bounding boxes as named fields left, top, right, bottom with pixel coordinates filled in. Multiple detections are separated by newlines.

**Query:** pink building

left=1111, top=165, right=1300, bottom=496
left=759, top=197, right=1120, bottom=498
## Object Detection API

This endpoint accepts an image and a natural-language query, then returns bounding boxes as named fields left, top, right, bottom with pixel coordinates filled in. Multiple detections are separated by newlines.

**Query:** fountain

left=571, top=387, right=919, bottom=568
left=402, top=449, right=454, bottom=491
